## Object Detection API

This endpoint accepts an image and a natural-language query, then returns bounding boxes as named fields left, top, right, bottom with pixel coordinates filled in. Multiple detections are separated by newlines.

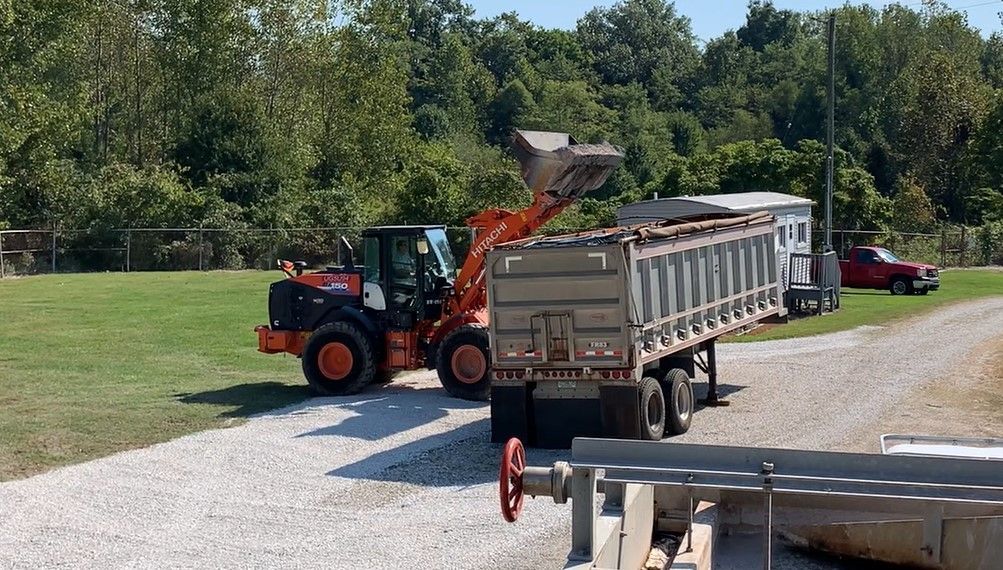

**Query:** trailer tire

left=890, top=277, right=911, bottom=296
left=663, top=369, right=693, bottom=436
left=437, top=324, right=491, bottom=401
left=301, top=321, right=375, bottom=396
left=638, top=377, right=666, bottom=441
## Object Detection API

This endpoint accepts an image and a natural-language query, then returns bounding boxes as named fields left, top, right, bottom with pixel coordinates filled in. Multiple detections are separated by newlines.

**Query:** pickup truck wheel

left=436, top=324, right=491, bottom=401
left=662, top=368, right=693, bottom=436
left=301, top=321, right=375, bottom=396
left=890, top=277, right=911, bottom=296
left=638, top=377, right=666, bottom=441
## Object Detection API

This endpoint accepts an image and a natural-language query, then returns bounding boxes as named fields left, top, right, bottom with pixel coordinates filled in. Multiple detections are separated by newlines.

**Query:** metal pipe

left=523, top=467, right=556, bottom=498
left=51, top=225, right=57, bottom=273
left=824, top=13, right=836, bottom=253
left=0, top=230, right=5, bottom=278
left=762, top=461, right=775, bottom=570
left=686, top=493, right=694, bottom=553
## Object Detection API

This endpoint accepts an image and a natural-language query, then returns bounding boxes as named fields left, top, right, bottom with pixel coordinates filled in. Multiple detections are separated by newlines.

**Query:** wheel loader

left=255, top=130, right=624, bottom=400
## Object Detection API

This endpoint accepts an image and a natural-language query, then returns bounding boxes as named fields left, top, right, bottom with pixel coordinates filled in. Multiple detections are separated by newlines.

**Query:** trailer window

left=776, top=227, right=786, bottom=248
left=797, top=222, right=807, bottom=244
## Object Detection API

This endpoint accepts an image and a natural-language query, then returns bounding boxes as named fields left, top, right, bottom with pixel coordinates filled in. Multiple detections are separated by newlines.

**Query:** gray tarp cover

left=499, top=211, right=773, bottom=250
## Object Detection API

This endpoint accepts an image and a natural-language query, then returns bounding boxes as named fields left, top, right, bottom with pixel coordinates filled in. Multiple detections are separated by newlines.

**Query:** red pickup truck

left=839, top=246, right=940, bottom=295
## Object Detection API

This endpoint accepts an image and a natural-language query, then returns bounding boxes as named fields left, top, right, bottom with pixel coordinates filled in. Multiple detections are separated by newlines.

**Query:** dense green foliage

left=2, top=0, right=1003, bottom=238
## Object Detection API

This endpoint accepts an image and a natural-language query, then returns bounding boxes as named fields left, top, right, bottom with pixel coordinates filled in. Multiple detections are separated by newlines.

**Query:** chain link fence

left=1, top=225, right=1000, bottom=278
left=0, top=227, right=481, bottom=277
left=828, top=226, right=998, bottom=267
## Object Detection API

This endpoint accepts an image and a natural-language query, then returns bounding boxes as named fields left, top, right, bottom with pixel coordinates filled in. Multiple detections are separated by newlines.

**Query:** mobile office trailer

left=487, top=212, right=781, bottom=448
left=617, top=192, right=814, bottom=297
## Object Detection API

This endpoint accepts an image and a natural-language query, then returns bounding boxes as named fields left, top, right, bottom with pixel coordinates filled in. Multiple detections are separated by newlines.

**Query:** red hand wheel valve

left=499, top=437, right=526, bottom=522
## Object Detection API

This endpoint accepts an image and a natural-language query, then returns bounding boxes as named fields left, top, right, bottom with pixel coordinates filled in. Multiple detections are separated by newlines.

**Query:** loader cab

left=360, top=226, right=457, bottom=329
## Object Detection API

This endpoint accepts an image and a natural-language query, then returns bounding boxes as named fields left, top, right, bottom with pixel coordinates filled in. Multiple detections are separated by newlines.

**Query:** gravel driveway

left=2, top=297, right=1002, bottom=569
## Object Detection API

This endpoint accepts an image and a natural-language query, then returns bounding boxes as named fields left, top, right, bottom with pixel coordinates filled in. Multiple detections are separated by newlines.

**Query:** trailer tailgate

left=486, top=244, right=630, bottom=368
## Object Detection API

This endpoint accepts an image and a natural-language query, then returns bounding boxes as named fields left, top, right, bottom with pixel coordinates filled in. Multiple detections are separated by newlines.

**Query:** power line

left=951, top=1, right=1003, bottom=10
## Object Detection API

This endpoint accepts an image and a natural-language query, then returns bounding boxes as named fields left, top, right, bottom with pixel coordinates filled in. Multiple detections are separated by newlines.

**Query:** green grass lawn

left=729, top=269, right=1003, bottom=342
left=0, top=271, right=310, bottom=481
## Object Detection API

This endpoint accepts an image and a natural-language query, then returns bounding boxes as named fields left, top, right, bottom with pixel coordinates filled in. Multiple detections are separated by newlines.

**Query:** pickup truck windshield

left=876, top=248, right=900, bottom=263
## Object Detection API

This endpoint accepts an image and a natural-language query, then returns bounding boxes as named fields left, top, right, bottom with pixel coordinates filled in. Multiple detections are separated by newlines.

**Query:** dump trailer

left=487, top=212, right=781, bottom=448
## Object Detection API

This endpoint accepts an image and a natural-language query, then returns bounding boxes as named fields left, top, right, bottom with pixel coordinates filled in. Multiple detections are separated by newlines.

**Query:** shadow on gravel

left=175, top=381, right=311, bottom=418
left=327, top=419, right=567, bottom=488
left=295, top=385, right=487, bottom=441
left=691, top=381, right=746, bottom=412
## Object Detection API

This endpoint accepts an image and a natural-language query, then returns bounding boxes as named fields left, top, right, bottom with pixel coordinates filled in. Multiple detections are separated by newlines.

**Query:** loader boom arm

left=443, top=131, right=624, bottom=319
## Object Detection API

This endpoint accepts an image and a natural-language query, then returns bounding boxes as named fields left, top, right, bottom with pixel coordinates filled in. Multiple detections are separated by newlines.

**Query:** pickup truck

left=838, top=246, right=940, bottom=295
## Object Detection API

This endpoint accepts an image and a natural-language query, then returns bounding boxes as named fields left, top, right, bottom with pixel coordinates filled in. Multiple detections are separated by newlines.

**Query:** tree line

left=2, top=0, right=1002, bottom=245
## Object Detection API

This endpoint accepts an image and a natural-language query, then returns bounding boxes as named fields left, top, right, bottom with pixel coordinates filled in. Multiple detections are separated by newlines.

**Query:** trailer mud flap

left=491, top=385, right=531, bottom=444
left=600, top=384, right=641, bottom=440
left=532, top=398, right=603, bottom=449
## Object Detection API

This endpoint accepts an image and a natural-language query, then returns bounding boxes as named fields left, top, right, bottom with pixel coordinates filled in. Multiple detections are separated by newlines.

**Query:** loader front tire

left=437, top=324, right=491, bottom=401
left=302, top=321, right=375, bottom=396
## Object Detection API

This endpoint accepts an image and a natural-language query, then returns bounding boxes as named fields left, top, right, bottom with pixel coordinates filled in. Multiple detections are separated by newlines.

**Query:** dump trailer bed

left=487, top=212, right=781, bottom=448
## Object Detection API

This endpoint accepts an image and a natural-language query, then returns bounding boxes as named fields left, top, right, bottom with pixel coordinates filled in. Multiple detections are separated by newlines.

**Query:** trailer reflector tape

left=575, top=350, right=623, bottom=357
left=499, top=350, right=542, bottom=358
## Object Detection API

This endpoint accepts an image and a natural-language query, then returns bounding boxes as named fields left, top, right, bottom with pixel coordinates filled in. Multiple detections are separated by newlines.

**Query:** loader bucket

left=511, top=130, right=624, bottom=200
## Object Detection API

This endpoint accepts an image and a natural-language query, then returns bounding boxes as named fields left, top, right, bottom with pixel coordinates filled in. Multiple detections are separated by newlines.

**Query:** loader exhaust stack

left=511, top=130, right=623, bottom=200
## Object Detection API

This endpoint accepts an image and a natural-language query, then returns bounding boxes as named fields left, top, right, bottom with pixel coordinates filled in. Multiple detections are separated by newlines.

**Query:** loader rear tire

left=638, top=377, right=666, bottom=441
left=437, top=324, right=491, bottom=401
left=663, top=368, right=693, bottom=436
left=302, top=321, right=375, bottom=396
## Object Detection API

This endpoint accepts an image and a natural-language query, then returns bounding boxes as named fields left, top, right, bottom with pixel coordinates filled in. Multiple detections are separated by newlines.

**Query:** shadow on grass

left=175, top=381, right=312, bottom=418
left=841, top=290, right=894, bottom=296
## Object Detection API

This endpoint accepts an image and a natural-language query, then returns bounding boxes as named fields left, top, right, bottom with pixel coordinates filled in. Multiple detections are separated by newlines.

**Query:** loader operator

left=391, top=239, right=417, bottom=307
left=393, top=240, right=416, bottom=279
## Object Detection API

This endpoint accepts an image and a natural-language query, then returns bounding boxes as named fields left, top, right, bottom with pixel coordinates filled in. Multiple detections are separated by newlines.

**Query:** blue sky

left=466, top=1, right=1003, bottom=40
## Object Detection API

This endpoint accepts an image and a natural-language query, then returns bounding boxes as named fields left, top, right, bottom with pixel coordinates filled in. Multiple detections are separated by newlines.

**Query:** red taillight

left=623, top=369, right=632, bottom=379
left=515, top=371, right=525, bottom=379
left=505, top=371, right=514, bottom=379
left=600, top=370, right=611, bottom=379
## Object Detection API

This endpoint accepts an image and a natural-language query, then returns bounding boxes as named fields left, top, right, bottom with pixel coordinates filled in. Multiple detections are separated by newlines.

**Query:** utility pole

left=824, top=13, right=836, bottom=253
